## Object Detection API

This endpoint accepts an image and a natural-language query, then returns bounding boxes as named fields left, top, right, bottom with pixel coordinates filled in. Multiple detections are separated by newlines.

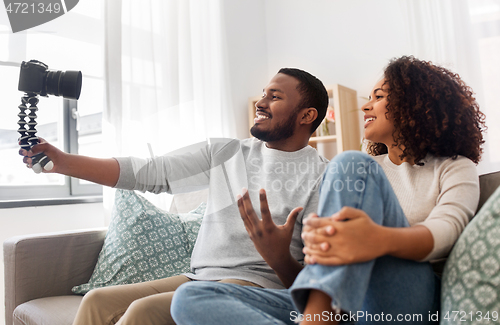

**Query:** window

left=0, top=1, right=105, bottom=202
left=468, top=0, right=500, bottom=172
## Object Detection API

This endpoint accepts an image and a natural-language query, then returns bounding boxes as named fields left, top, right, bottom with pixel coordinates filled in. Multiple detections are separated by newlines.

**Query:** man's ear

left=299, top=107, right=318, bottom=126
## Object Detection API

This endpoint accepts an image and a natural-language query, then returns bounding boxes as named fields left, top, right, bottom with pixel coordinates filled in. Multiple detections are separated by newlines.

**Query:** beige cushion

left=13, top=296, right=83, bottom=325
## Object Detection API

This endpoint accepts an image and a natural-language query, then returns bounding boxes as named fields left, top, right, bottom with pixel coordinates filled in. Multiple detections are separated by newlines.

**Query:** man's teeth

left=365, top=117, right=376, bottom=122
left=256, top=114, right=270, bottom=119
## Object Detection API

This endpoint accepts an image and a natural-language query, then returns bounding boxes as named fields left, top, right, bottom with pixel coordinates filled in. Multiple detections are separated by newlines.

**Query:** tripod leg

left=18, top=94, right=53, bottom=173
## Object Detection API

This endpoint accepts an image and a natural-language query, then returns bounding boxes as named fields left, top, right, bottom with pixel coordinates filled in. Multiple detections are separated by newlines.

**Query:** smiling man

left=252, top=69, right=325, bottom=150
left=21, top=68, right=329, bottom=325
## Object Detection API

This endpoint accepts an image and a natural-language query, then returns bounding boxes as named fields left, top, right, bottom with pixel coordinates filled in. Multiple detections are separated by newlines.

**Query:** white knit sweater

left=372, top=154, right=479, bottom=261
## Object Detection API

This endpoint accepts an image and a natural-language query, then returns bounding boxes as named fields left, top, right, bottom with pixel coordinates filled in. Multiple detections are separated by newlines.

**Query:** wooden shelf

left=309, top=135, right=337, bottom=143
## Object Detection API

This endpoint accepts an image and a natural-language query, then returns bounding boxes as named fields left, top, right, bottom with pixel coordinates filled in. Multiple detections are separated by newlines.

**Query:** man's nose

left=255, top=98, right=267, bottom=109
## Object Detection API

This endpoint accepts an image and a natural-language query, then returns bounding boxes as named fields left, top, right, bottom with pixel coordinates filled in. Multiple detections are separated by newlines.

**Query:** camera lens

left=46, top=70, right=82, bottom=100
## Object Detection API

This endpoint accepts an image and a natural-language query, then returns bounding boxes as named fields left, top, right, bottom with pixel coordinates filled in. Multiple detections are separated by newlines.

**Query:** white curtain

left=102, top=0, right=235, bottom=217
left=402, top=0, right=482, bottom=87
left=400, top=0, right=500, bottom=175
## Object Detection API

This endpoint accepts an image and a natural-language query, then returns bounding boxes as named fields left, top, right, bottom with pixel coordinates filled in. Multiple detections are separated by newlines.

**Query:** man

left=21, top=68, right=329, bottom=325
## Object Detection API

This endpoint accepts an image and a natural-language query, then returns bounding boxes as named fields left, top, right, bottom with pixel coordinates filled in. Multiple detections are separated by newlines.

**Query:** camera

left=18, top=60, right=82, bottom=100
left=17, top=60, right=83, bottom=174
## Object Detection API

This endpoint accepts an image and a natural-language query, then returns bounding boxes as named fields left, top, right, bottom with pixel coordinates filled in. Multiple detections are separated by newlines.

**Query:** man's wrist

left=267, top=255, right=285, bottom=272
left=270, top=252, right=301, bottom=274
left=271, top=253, right=303, bottom=288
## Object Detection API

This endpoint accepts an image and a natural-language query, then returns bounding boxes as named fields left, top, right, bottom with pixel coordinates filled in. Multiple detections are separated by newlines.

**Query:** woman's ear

left=299, top=107, right=318, bottom=126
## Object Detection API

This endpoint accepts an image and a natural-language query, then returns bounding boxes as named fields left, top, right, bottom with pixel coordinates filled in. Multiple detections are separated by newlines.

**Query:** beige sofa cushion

left=13, top=296, right=83, bottom=325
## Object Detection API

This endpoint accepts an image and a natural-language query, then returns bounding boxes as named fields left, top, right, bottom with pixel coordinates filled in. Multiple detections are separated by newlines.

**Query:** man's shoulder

left=240, top=137, right=262, bottom=146
left=208, top=137, right=257, bottom=154
left=302, top=145, right=329, bottom=163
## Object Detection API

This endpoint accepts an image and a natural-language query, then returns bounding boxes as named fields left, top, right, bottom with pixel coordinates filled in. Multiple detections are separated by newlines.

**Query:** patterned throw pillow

left=441, top=186, right=500, bottom=324
left=72, top=189, right=205, bottom=295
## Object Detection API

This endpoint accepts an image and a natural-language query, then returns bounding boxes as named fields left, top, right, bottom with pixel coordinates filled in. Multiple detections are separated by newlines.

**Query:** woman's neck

left=387, top=145, right=415, bottom=166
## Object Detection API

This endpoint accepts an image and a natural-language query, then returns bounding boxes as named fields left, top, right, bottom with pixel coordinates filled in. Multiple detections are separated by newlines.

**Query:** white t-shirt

left=115, top=138, right=328, bottom=289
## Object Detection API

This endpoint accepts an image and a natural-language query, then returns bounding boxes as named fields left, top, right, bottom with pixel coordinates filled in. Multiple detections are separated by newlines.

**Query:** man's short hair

left=278, top=68, right=329, bottom=134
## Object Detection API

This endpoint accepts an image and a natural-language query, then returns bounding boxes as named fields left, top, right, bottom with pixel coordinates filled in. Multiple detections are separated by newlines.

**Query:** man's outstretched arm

left=21, top=139, right=120, bottom=187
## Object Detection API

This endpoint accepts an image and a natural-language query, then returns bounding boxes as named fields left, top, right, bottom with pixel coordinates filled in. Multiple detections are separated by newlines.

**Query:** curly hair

left=366, top=56, right=486, bottom=164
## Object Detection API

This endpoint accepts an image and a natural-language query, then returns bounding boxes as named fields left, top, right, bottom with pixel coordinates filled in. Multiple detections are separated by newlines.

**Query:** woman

left=171, top=56, right=486, bottom=325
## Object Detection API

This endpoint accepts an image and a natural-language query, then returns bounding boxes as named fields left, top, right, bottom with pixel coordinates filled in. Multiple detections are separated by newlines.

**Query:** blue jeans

left=171, top=151, right=440, bottom=324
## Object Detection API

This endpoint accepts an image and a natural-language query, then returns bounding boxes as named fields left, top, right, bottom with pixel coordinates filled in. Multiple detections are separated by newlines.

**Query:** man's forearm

left=26, top=141, right=121, bottom=187
left=58, top=154, right=120, bottom=187
left=271, top=254, right=304, bottom=289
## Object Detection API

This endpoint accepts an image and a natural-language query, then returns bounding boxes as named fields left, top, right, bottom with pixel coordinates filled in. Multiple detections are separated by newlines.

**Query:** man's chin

left=250, top=126, right=264, bottom=139
left=250, top=123, right=295, bottom=143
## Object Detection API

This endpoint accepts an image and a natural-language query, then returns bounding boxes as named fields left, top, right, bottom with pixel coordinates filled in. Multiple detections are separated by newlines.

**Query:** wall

left=264, top=0, right=412, bottom=101
left=222, top=0, right=269, bottom=140
left=0, top=203, right=105, bottom=325
left=223, top=0, right=415, bottom=140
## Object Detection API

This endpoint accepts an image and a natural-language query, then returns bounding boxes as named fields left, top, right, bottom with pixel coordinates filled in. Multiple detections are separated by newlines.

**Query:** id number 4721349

left=5, top=2, right=62, bottom=14
left=443, top=311, right=498, bottom=322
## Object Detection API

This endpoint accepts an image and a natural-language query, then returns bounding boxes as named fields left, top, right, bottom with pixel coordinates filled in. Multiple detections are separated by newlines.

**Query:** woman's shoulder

left=425, top=154, right=478, bottom=181
left=425, top=154, right=476, bottom=169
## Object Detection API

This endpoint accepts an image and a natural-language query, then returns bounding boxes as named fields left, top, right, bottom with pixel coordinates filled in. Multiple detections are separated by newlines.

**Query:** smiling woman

left=366, top=56, right=486, bottom=166
left=361, top=79, right=395, bottom=147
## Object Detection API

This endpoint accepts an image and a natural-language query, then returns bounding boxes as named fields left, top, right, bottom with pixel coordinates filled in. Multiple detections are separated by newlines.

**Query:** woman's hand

left=302, top=207, right=388, bottom=266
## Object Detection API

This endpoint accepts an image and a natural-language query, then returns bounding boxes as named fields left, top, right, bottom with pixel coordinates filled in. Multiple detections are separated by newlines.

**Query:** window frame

left=0, top=93, right=103, bottom=207
left=0, top=1, right=106, bottom=207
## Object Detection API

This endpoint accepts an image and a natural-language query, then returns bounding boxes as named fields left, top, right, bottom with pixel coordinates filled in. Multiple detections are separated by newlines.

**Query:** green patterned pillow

left=72, top=189, right=205, bottom=295
left=441, top=186, right=500, bottom=324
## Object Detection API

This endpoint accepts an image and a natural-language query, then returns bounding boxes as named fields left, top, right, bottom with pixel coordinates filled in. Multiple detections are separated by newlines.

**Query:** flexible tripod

left=18, top=93, right=54, bottom=173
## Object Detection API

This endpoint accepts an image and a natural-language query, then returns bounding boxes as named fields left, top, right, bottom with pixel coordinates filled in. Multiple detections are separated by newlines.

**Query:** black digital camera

left=18, top=60, right=82, bottom=100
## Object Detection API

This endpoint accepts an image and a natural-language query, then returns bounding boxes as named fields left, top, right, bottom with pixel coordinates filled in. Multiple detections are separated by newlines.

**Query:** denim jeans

left=171, top=151, right=440, bottom=324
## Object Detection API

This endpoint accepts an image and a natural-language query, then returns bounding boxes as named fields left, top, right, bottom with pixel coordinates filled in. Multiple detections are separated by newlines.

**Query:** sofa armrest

left=478, top=171, right=500, bottom=212
left=4, top=228, right=107, bottom=325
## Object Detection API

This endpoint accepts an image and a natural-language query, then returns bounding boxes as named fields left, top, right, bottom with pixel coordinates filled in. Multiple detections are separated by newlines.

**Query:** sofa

left=4, top=172, right=500, bottom=325
left=3, top=189, right=209, bottom=325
